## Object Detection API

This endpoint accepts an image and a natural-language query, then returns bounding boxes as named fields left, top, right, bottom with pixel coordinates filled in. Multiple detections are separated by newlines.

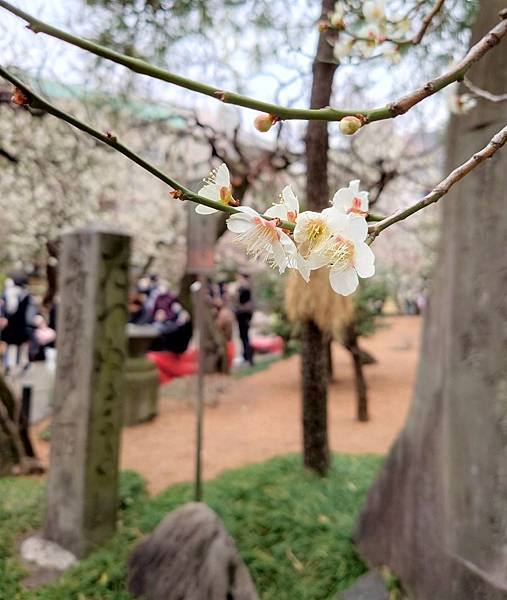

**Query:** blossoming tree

left=0, top=0, right=506, bottom=493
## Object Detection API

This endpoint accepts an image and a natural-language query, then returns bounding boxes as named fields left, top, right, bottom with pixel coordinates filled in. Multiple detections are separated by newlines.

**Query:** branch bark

left=368, top=124, right=507, bottom=241
left=0, top=66, right=295, bottom=231
left=1, top=1, right=506, bottom=124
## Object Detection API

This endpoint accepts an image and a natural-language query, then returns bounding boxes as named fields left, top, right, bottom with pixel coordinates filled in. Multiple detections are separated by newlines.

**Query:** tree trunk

left=301, top=0, right=337, bottom=475
left=0, top=374, right=24, bottom=475
left=344, top=325, right=369, bottom=422
left=326, top=337, right=334, bottom=381
left=354, top=3, right=507, bottom=598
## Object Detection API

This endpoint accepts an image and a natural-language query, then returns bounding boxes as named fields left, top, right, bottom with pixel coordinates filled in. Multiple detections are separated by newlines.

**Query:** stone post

left=123, top=324, right=159, bottom=426
left=43, top=225, right=130, bottom=558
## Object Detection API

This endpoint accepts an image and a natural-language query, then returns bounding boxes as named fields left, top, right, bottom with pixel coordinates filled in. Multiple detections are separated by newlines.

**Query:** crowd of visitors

left=128, top=273, right=255, bottom=365
left=0, top=275, right=56, bottom=373
left=0, top=271, right=256, bottom=376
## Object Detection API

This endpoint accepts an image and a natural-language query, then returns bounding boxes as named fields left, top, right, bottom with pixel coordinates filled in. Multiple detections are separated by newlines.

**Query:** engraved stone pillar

left=43, top=225, right=130, bottom=558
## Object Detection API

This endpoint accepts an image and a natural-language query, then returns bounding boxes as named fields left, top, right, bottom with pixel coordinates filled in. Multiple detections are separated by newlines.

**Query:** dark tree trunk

left=326, top=337, right=334, bottom=381
left=42, top=239, right=60, bottom=309
left=354, top=3, right=507, bottom=598
left=0, top=374, right=24, bottom=475
left=301, top=320, right=330, bottom=474
left=344, top=326, right=369, bottom=422
left=301, top=0, right=337, bottom=474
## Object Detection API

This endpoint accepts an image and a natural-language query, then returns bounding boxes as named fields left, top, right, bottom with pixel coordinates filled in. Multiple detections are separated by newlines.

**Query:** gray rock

left=339, top=572, right=389, bottom=600
left=20, top=535, right=77, bottom=571
left=127, top=502, right=258, bottom=600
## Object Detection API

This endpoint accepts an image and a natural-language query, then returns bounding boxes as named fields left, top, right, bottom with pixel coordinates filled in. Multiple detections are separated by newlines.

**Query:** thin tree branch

left=367, top=124, right=507, bottom=242
left=1, top=1, right=506, bottom=124
left=463, top=77, right=507, bottom=103
left=0, top=66, right=296, bottom=230
left=412, top=0, right=446, bottom=45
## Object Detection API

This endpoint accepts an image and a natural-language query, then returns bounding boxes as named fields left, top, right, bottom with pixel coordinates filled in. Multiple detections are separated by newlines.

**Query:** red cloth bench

left=147, top=341, right=235, bottom=384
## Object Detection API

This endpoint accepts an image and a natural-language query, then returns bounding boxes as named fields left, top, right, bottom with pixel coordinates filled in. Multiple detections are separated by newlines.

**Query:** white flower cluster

left=329, top=0, right=410, bottom=64
left=195, top=164, right=375, bottom=296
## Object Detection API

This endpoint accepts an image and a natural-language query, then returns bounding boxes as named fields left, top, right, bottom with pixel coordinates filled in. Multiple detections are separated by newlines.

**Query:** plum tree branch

left=0, top=66, right=296, bottom=230
left=1, top=1, right=506, bottom=124
left=412, top=0, right=446, bottom=45
left=367, top=124, right=507, bottom=242
left=463, top=77, right=507, bottom=103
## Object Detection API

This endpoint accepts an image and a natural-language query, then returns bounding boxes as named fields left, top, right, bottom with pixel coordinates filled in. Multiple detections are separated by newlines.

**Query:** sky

left=1, top=0, right=457, bottom=142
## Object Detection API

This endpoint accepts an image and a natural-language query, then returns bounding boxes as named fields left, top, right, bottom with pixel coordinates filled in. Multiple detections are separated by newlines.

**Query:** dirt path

left=34, top=316, right=420, bottom=494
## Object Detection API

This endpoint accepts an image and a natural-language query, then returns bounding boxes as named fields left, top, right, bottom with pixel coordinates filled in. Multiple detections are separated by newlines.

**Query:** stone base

left=124, top=357, right=159, bottom=426
left=20, top=535, right=77, bottom=587
left=338, top=572, right=389, bottom=600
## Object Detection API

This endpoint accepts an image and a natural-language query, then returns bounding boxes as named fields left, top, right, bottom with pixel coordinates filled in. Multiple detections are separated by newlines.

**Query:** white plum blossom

left=363, top=0, right=386, bottom=23
left=384, top=46, right=401, bottom=64
left=226, top=206, right=299, bottom=276
left=196, top=163, right=237, bottom=214
left=264, top=185, right=299, bottom=224
left=199, top=169, right=376, bottom=296
left=330, top=1, right=346, bottom=28
left=309, top=215, right=375, bottom=296
left=355, top=23, right=383, bottom=57
left=448, top=93, right=477, bottom=115
left=333, top=38, right=355, bottom=61
left=326, top=180, right=369, bottom=217
left=293, top=209, right=344, bottom=259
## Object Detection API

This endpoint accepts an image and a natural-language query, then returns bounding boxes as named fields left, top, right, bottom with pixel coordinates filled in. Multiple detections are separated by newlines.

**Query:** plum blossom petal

left=354, top=242, right=375, bottom=278
left=226, top=207, right=295, bottom=274
left=265, top=185, right=300, bottom=224
left=329, top=266, right=359, bottom=296
left=196, top=163, right=236, bottom=214
left=195, top=203, right=219, bottom=215
left=343, top=215, right=368, bottom=242
left=331, top=180, right=369, bottom=215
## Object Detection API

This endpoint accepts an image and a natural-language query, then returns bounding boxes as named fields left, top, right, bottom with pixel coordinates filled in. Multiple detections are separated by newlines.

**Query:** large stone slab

left=43, top=225, right=130, bottom=558
left=338, top=572, right=389, bottom=600
left=127, top=502, right=258, bottom=600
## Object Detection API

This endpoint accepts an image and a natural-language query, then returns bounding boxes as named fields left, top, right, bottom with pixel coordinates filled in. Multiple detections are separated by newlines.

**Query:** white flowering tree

left=0, top=0, right=506, bottom=494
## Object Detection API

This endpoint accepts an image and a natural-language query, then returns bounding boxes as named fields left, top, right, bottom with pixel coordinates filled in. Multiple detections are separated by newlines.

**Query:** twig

left=367, top=124, right=507, bottom=242
left=463, top=77, right=507, bottom=103
left=1, top=0, right=506, bottom=124
left=412, top=0, right=446, bottom=45
left=0, top=66, right=295, bottom=230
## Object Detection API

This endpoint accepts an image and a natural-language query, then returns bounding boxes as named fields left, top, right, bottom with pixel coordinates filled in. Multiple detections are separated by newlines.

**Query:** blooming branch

left=0, top=0, right=506, bottom=125
left=367, top=124, right=507, bottom=242
left=0, top=66, right=297, bottom=230
left=411, top=0, right=446, bottom=45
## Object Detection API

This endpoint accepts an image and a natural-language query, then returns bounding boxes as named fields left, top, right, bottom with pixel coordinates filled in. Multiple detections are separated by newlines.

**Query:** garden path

left=33, top=316, right=420, bottom=494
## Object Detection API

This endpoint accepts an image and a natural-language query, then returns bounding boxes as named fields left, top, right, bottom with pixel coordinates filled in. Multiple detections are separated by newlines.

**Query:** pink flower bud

left=339, top=116, right=362, bottom=135
left=254, top=114, right=276, bottom=133
left=11, top=88, right=29, bottom=106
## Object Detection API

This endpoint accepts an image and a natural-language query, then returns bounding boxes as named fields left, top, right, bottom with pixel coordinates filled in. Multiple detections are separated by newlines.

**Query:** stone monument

left=43, top=225, right=130, bottom=558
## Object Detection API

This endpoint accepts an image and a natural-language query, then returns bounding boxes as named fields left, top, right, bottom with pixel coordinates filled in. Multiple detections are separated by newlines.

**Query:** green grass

left=0, top=454, right=382, bottom=600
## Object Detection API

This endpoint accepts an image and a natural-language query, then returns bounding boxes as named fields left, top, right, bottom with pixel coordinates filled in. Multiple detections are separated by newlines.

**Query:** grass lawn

left=0, top=453, right=382, bottom=600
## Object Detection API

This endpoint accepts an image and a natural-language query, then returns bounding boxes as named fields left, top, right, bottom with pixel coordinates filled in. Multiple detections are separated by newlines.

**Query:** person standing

left=234, top=273, right=254, bottom=365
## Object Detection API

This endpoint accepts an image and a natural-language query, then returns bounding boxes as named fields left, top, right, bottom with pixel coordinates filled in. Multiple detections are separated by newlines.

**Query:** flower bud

left=317, top=19, right=329, bottom=33
left=11, top=88, right=29, bottom=106
left=254, top=113, right=276, bottom=133
left=339, top=116, right=362, bottom=135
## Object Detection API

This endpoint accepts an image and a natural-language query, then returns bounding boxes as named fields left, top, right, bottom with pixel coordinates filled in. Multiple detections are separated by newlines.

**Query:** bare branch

left=412, top=0, right=446, bottom=45
left=0, top=1, right=506, bottom=124
left=463, top=77, right=507, bottom=103
left=368, top=124, right=507, bottom=242
left=0, top=66, right=296, bottom=231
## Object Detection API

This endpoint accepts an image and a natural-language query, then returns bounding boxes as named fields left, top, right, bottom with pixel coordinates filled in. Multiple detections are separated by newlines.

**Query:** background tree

left=354, top=2, right=507, bottom=598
